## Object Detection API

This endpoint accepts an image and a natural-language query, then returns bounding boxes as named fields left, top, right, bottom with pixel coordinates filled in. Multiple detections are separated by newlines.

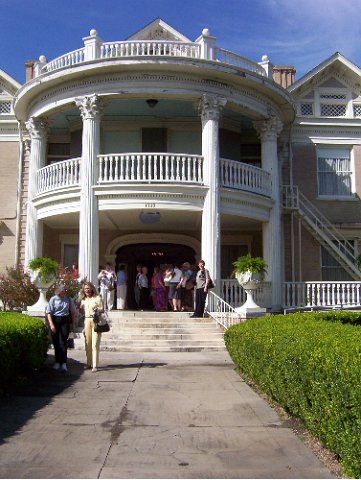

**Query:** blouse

left=81, top=295, right=103, bottom=318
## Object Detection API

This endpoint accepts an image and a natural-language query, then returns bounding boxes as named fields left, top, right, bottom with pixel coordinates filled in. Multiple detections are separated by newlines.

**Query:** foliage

left=224, top=311, right=361, bottom=477
left=0, top=312, right=49, bottom=391
left=0, top=266, right=38, bottom=311
left=28, top=257, right=58, bottom=282
left=232, top=253, right=268, bottom=275
left=46, top=267, right=85, bottom=300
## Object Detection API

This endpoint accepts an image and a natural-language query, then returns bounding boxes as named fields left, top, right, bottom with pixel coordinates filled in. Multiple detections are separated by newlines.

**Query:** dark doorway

left=115, top=243, right=196, bottom=309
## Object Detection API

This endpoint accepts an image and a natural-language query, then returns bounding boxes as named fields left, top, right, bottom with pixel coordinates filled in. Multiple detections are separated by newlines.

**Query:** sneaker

left=60, top=363, right=67, bottom=372
left=53, top=362, right=60, bottom=371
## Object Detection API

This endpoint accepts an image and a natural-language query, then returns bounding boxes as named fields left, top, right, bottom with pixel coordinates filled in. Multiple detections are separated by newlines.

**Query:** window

left=321, top=246, right=353, bottom=281
left=319, top=92, right=347, bottom=117
left=47, top=143, right=70, bottom=164
left=317, top=147, right=353, bottom=197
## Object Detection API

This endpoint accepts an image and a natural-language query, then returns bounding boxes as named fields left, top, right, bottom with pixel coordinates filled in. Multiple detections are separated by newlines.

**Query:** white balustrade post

left=198, top=28, right=216, bottom=60
left=254, top=116, right=283, bottom=311
left=24, top=117, right=49, bottom=269
left=75, top=95, right=105, bottom=285
left=33, top=55, right=48, bottom=77
left=200, top=94, right=227, bottom=290
left=83, top=29, right=102, bottom=61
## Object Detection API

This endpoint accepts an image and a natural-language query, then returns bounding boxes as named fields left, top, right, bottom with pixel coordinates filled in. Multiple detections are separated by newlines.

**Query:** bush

left=0, top=312, right=49, bottom=390
left=224, top=312, right=361, bottom=477
left=0, top=266, right=39, bottom=311
left=47, top=268, right=84, bottom=300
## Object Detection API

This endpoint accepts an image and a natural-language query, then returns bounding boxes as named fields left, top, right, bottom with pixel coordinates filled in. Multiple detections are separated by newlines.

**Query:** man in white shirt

left=169, top=264, right=183, bottom=311
left=98, top=263, right=116, bottom=310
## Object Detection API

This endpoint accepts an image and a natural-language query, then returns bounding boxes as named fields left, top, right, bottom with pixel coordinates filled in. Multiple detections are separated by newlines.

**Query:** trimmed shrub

left=224, top=312, right=361, bottom=477
left=0, top=312, right=49, bottom=390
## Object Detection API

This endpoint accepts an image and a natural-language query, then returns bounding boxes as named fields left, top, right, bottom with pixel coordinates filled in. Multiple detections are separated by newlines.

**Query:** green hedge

left=0, top=312, right=49, bottom=389
left=224, top=312, right=361, bottom=478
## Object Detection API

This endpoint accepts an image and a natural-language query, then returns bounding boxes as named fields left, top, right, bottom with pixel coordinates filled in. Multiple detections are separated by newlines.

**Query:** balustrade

left=100, top=41, right=201, bottom=59
left=36, top=158, right=81, bottom=194
left=221, top=158, right=271, bottom=196
left=215, top=48, right=266, bottom=76
left=97, top=153, right=203, bottom=183
left=283, top=281, right=361, bottom=309
left=42, top=49, right=85, bottom=74
left=220, top=279, right=271, bottom=308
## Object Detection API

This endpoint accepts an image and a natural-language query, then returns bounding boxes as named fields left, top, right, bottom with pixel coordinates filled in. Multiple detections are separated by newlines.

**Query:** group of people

left=46, top=259, right=212, bottom=374
left=97, top=263, right=127, bottom=311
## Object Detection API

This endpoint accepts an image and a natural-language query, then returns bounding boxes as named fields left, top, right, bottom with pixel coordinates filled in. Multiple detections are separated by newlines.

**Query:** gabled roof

left=127, top=18, right=191, bottom=42
left=0, top=68, right=21, bottom=96
left=289, top=52, right=361, bottom=94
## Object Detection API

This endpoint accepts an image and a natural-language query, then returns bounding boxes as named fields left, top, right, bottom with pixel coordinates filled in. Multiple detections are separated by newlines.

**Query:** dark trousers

left=50, top=315, right=71, bottom=364
left=194, top=288, right=208, bottom=317
left=140, top=287, right=150, bottom=310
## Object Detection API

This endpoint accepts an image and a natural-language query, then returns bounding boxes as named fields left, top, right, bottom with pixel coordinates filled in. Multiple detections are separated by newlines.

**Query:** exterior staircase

left=283, top=185, right=361, bottom=280
left=75, top=310, right=226, bottom=352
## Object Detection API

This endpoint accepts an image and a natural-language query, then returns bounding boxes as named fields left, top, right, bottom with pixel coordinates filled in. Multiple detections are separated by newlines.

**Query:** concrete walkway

left=0, top=350, right=335, bottom=479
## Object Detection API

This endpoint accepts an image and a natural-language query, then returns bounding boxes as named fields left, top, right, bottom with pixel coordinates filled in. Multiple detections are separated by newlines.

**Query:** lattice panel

left=320, top=104, right=346, bottom=116
left=353, top=104, right=361, bottom=117
left=0, top=101, right=11, bottom=114
left=320, top=93, right=347, bottom=100
left=300, top=103, right=313, bottom=116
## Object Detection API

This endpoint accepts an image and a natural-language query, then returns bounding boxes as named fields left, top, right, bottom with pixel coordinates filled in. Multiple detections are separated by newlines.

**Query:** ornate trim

left=75, top=94, right=105, bottom=120
left=25, top=117, right=50, bottom=140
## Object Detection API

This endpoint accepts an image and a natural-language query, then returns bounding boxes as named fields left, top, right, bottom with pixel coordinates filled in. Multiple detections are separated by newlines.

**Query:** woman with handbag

left=79, top=281, right=103, bottom=372
left=190, top=260, right=211, bottom=318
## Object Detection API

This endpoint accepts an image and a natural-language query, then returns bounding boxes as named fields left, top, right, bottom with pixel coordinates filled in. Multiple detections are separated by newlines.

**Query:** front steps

left=75, top=310, right=226, bottom=352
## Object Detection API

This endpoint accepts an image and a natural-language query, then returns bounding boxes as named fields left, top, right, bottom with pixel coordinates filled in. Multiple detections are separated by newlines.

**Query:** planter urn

left=27, top=269, right=56, bottom=313
left=235, top=271, right=267, bottom=318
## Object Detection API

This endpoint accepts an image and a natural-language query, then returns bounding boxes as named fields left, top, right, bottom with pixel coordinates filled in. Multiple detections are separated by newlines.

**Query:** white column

left=75, top=94, right=104, bottom=286
left=254, top=116, right=283, bottom=311
left=200, top=94, right=227, bottom=287
left=24, top=117, right=49, bottom=269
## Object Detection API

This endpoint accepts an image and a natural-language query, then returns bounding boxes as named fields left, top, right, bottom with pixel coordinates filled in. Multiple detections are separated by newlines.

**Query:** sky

left=2, top=0, right=361, bottom=85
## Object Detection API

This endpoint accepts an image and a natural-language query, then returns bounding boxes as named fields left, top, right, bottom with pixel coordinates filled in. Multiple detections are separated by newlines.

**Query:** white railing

left=37, top=158, right=81, bottom=194
left=41, top=48, right=85, bottom=74
left=100, top=41, right=201, bottom=59
left=283, top=281, right=361, bottom=309
left=97, top=153, right=203, bottom=184
left=216, top=48, right=267, bottom=76
left=283, top=185, right=355, bottom=261
left=206, top=291, right=241, bottom=329
left=220, top=279, right=272, bottom=308
left=221, top=158, right=271, bottom=196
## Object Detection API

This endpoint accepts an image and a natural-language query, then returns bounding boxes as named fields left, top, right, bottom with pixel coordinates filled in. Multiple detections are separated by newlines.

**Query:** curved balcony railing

left=100, top=41, right=201, bottom=59
left=35, top=155, right=272, bottom=198
left=221, top=158, right=271, bottom=196
left=98, top=153, right=203, bottom=183
left=37, top=37, right=268, bottom=77
left=37, top=158, right=81, bottom=194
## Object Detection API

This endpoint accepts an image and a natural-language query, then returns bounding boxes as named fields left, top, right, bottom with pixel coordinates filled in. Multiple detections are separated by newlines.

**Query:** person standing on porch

left=138, top=265, right=150, bottom=310
left=191, top=260, right=210, bottom=318
left=98, top=263, right=116, bottom=310
left=134, top=264, right=143, bottom=309
left=79, top=281, right=103, bottom=372
left=116, top=265, right=127, bottom=310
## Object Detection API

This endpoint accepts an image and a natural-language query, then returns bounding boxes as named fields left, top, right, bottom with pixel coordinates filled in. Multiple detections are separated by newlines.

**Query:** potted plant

left=233, top=253, right=267, bottom=284
left=232, top=253, right=268, bottom=318
left=27, top=257, right=58, bottom=313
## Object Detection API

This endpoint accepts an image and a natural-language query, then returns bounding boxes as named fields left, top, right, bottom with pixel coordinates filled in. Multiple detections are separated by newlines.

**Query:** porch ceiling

left=42, top=209, right=262, bottom=231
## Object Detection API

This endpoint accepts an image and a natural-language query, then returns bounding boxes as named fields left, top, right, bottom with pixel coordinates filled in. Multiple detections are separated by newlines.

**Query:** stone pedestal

left=235, top=272, right=267, bottom=319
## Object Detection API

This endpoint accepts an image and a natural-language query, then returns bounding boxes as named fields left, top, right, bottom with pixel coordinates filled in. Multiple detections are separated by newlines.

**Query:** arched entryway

left=115, top=243, right=196, bottom=309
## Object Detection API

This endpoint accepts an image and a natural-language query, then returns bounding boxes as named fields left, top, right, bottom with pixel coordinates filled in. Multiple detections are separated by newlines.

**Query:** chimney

left=25, top=60, right=36, bottom=82
left=273, top=66, right=296, bottom=88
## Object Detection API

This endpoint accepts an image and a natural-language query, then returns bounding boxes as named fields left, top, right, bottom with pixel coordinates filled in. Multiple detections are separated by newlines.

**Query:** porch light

left=139, top=211, right=161, bottom=224
left=146, top=99, right=158, bottom=108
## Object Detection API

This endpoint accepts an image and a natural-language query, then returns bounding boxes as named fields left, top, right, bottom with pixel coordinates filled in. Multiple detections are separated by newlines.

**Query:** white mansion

left=2, top=18, right=361, bottom=311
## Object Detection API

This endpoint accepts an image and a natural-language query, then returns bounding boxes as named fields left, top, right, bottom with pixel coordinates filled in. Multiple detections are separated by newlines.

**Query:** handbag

left=93, top=310, right=110, bottom=333
left=207, top=278, right=215, bottom=289
left=185, top=279, right=194, bottom=290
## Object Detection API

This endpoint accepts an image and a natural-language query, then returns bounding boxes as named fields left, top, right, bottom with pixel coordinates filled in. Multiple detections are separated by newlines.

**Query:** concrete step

left=75, top=311, right=226, bottom=352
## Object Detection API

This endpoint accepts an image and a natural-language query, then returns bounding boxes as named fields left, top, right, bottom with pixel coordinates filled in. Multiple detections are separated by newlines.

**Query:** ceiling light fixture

left=146, top=99, right=158, bottom=108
